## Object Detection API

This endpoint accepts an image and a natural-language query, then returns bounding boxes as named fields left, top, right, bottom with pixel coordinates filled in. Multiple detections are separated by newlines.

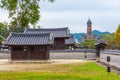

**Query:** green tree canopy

left=0, top=22, right=8, bottom=44
left=0, top=22, right=8, bottom=38
left=0, top=35, right=4, bottom=45
left=0, top=0, right=55, bottom=32
left=102, top=33, right=116, bottom=49
left=79, top=40, right=96, bottom=49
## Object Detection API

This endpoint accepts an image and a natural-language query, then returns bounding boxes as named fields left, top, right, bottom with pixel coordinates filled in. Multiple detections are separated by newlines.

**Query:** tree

left=0, top=22, right=8, bottom=38
left=0, top=35, right=4, bottom=45
left=79, top=40, right=96, bottom=49
left=114, top=24, right=120, bottom=45
left=0, top=0, right=55, bottom=32
left=102, top=33, right=116, bottom=49
left=0, top=22, right=8, bottom=44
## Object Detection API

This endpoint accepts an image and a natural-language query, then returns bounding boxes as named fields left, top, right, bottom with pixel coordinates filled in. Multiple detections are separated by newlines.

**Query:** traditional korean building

left=65, top=36, right=75, bottom=50
left=5, top=33, right=54, bottom=60
left=24, top=27, right=70, bottom=50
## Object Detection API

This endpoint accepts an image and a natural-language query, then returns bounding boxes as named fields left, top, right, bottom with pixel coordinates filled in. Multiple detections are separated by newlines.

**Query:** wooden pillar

left=46, top=46, right=50, bottom=60
left=27, top=46, right=31, bottom=60
left=96, top=47, right=100, bottom=58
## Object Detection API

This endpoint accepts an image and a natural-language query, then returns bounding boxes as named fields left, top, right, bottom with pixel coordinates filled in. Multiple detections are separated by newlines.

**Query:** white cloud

left=0, top=0, right=120, bottom=33
left=39, top=10, right=120, bottom=33
left=40, top=0, right=120, bottom=11
left=0, top=9, right=9, bottom=23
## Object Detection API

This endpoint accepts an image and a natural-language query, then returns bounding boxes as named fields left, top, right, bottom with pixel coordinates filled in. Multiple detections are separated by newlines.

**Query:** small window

left=13, top=46, right=23, bottom=51
left=23, top=46, right=27, bottom=51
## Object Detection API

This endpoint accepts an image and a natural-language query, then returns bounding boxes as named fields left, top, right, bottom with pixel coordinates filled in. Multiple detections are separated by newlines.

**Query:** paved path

left=100, top=53, right=120, bottom=67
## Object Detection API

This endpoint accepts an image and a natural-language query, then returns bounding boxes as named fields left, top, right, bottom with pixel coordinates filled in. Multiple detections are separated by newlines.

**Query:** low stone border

left=9, top=60, right=52, bottom=64
left=98, top=61, right=120, bottom=74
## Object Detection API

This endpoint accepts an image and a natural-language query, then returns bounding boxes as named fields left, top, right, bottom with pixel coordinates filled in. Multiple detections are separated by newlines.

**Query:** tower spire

left=87, top=18, right=92, bottom=40
left=87, top=18, right=92, bottom=24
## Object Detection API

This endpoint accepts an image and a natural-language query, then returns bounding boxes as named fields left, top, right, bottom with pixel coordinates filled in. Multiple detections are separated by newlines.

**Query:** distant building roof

left=24, top=27, right=70, bottom=38
left=94, top=38, right=107, bottom=46
left=5, top=33, right=54, bottom=46
left=65, top=36, right=75, bottom=45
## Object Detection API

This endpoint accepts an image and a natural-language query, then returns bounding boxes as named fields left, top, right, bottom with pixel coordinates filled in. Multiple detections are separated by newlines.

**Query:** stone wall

left=0, top=50, right=96, bottom=59
left=50, top=52, right=96, bottom=59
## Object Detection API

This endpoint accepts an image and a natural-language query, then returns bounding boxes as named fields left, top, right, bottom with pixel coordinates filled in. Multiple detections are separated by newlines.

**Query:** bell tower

left=87, top=18, right=92, bottom=40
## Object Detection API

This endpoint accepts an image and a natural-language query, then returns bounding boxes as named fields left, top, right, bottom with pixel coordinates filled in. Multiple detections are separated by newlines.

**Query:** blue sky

left=0, top=0, right=120, bottom=33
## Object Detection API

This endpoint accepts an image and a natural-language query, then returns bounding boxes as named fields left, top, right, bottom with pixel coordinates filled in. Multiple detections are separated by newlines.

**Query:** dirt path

left=0, top=59, right=90, bottom=71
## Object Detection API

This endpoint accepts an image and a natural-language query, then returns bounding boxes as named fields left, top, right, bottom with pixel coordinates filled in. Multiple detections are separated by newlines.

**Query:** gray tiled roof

left=94, top=39, right=107, bottom=46
left=5, top=33, right=54, bottom=45
left=24, top=27, right=70, bottom=38
left=65, top=36, right=75, bottom=45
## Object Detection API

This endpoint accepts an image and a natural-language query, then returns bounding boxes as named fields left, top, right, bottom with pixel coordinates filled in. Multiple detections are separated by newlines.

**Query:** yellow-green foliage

left=80, top=40, right=96, bottom=49
left=0, top=62, right=120, bottom=80
left=114, top=24, right=120, bottom=45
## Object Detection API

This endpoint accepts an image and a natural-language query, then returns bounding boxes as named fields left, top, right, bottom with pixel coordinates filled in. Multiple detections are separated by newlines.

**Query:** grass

left=0, top=62, right=120, bottom=80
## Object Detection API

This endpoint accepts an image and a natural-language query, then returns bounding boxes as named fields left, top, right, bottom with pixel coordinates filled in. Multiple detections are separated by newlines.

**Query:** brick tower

left=87, top=18, right=92, bottom=40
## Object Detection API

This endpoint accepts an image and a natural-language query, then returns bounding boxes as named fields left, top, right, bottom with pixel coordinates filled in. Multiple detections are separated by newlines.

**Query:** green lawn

left=0, top=62, right=120, bottom=80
